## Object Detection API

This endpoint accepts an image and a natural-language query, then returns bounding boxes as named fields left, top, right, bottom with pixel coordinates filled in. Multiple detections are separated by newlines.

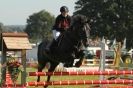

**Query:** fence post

left=1, top=37, right=7, bottom=84
left=21, top=50, right=26, bottom=85
left=99, top=39, right=106, bottom=87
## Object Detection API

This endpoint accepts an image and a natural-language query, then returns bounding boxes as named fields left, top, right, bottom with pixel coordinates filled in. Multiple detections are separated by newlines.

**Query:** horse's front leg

left=75, top=50, right=85, bottom=67
left=37, top=64, right=45, bottom=82
left=44, top=62, right=58, bottom=88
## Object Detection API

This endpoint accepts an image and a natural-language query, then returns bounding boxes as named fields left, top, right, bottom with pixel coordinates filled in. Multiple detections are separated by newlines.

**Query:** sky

left=0, top=0, right=77, bottom=25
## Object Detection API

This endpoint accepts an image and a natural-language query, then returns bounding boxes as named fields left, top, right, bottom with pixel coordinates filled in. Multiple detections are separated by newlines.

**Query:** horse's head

left=71, top=14, right=90, bottom=47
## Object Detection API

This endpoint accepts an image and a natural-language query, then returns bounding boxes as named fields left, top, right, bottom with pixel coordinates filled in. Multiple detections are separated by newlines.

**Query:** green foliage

left=74, top=0, right=133, bottom=49
left=25, top=10, right=55, bottom=41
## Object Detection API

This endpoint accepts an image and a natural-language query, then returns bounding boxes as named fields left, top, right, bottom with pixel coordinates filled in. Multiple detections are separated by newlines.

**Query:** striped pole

left=26, top=80, right=133, bottom=86
left=29, top=71, right=133, bottom=76
left=3, top=81, right=133, bottom=87
left=2, top=84, right=26, bottom=88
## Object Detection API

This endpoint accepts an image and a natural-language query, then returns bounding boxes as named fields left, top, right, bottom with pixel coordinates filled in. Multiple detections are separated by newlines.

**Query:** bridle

left=78, top=22, right=90, bottom=47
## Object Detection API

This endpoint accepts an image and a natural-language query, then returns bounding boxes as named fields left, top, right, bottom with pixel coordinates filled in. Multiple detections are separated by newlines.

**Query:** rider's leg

left=53, top=30, right=60, bottom=40
left=45, top=30, right=60, bottom=52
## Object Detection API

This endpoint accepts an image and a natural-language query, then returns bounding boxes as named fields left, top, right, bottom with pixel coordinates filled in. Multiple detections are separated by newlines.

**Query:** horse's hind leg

left=75, top=50, right=85, bottom=67
left=37, top=63, right=45, bottom=82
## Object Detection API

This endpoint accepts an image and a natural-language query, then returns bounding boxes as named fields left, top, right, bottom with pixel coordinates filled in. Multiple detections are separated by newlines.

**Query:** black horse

left=37, top=14, right=91, bottom=88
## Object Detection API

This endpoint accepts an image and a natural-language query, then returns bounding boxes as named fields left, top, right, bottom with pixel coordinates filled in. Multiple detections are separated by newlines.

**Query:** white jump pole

left=99, top=37, right=106, bottom=87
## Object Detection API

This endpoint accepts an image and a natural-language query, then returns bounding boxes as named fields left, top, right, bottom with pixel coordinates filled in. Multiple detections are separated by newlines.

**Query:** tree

left=74, top=0, right=133, bottom=49
left=0, top=22, right=4, bottom=51
left=0, top=22, right=4, bottom=33
left=25, top=10, right=55, bottom=42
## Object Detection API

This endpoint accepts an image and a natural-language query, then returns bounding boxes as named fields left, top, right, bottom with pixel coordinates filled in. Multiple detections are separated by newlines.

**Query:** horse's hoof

left=44, top=85, right=48, bottom=88
left=107, top=76, right=118, bottom=80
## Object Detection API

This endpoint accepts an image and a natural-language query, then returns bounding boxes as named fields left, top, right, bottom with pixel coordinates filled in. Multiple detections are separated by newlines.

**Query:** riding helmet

left=60, top=6, right=69, bottom=12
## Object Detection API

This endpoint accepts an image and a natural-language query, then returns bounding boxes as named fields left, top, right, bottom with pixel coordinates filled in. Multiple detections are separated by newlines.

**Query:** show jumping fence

left=26, top=80, right=133, bottom=86
left=3, top=79, right=133, bottom=87
left=3, top=70, right=133, bottom=87
left=29, top=70, right=133, bottom=76
left=24, top=70, right=133, bottom=87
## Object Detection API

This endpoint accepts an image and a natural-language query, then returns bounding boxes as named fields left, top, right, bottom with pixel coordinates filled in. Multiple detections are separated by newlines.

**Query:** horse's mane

left=71, top=14, right=88, bottom=27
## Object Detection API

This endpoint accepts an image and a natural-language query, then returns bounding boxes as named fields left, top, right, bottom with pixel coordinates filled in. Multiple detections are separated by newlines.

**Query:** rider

left=46, top=6, right=71, bottom=52
left=53, top=6, right=71, bottom=40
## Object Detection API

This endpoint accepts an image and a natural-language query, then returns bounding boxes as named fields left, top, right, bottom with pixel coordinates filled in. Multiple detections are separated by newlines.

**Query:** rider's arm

left=52, top=15, right=60, bottom=31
